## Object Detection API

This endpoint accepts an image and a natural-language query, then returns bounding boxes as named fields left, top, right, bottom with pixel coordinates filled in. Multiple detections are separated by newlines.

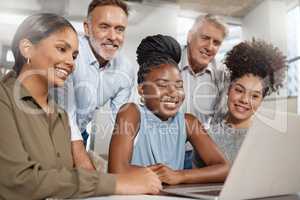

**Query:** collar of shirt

left=3, top=71, right=33, bottom=101
left=141, top=104, right=176, bottom=124
left=180, top=45, right=215, bottom=80
left=4, top=71, right=63, bottom=117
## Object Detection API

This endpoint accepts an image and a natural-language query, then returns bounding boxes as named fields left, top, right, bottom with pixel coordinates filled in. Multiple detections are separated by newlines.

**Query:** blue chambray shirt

left=53, top=35, right=135, bottom=140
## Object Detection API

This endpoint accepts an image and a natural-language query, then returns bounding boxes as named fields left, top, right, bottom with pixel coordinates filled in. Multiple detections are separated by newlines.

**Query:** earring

left=140, top=95, right=145, bottom=104
left=26, top=57, right=31, bottom=64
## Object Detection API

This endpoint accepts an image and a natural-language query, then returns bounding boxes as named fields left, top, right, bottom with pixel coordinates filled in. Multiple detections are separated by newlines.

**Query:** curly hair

left=224, top=39, right=287, bottom=97
left=136, top=34, right=181, bottom=84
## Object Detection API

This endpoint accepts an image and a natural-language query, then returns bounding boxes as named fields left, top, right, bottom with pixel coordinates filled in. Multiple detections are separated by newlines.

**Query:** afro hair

left=224, top=39, right=287, bottom=97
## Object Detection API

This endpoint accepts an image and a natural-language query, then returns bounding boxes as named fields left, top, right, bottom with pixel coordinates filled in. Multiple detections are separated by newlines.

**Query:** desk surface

left=80, top=182, right=300, bottom=200
left=81, top=183, right=300, bottom=200
left=83, top=194, right=300, bottom=200
left=84, top=195, right=191, bottom=200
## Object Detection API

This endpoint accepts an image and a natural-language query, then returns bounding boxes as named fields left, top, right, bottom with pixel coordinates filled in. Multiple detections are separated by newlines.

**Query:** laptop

left=162, top=112, right=300, bottom=200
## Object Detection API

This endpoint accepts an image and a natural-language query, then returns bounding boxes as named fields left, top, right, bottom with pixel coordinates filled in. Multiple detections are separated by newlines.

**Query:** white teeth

left=163, top=102, right=177, bottom=107
left=103, top=44, right=116, bottom=49
left=55, top=68, right=68, bottom=78
left=59, top=69, right=68, bottom=75
left=163, top=102, right=178, bottom=110
left=200, top=51, right=210, bottom=57
left=164, top=102, right=176, bottom=105
left=235, top=105, right=249, bottom=112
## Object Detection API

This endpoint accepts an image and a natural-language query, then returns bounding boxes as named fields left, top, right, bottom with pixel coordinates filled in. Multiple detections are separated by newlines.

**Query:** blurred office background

left=0, top=0, right=299, bottom=155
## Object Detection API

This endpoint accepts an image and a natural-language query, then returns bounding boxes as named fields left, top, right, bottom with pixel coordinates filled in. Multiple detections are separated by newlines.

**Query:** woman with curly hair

left=194, top=39, right=287, bottom=166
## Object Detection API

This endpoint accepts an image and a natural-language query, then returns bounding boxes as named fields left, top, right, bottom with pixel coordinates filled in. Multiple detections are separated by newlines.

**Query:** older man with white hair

left=180, top=14, right=229, bottom=168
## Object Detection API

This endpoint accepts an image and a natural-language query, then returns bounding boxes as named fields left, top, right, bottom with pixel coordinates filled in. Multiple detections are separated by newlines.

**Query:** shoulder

left=77, top=35, right=92, bottom=58
left=116, top=103, right=140, bottom=123
left=184, top=113, right=208, bottom=139
left=77, top=34, right=89, bottom=48
left=211, top=63, right=230, bottom=93
left=211, top=112, right=226, bottom=124
left=0, top=81, right=14, bottom=116
left=0, top=81, right=9, bottom=102
left=114, top=103, right=141, bottom=137
left=184, top=113, right=204, bottom=130
left=112, top=52, right=135, bottom=75
left=184, top=112, right=197, bottom=120
left=118, top=102, right=139, bottom=113
left=72, top=35, right=93, bottom=75
left=215, top=62, right=227, bottom=71
left=214, top=63, right=230, bottom=79
left=0, top=72, right=15, bottom=104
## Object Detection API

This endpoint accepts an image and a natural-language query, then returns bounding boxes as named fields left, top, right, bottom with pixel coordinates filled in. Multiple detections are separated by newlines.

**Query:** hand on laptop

left=149, top=164, right=183, bottom=185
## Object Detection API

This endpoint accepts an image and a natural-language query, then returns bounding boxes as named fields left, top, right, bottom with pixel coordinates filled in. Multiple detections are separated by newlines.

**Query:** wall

left=242, top=0, right=287, bottom=54
left=242, top=0, right=298, bottom=115
left=262, top=97, right=297, bottom=114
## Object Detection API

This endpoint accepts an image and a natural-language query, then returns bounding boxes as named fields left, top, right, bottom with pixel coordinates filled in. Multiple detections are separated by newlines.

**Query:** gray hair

left=190, top=14, right=229, bottom=38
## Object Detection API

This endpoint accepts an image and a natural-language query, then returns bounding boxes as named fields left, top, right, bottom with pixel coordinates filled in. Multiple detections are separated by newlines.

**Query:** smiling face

left=28, top=27, right=78, bottom=87
left=187, top=20, right=224, bottom=73
left=227, top=74, right=264, bottom=125
left=84, top=5, right=128, bottom=62
left=139, top=64, right=185, bottom=121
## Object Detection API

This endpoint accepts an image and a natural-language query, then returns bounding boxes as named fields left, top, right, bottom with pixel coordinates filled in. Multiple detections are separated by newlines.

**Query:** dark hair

left=224, top=39, right=287, bottom=97
left=11, top=13, right=76, bottom=75
left=136, top=34, right=181, bottom=84
left=87, top=0, right=129, bottom=17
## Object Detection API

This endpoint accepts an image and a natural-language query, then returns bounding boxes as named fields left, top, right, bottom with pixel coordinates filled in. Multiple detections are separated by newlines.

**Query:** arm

left=0, top=97, right=114, bottom=199
left=110, top=75, right=134, bottom=119
left=151, top=114, right=229, bottom=185
left=115, top=168, right=162, bottom=195
left=181, top=113, right=230, bottom=183
left=108, top=103, right=144, bottom=173
left=110, top=58, right=135, bottom=120
left=108, top=103, right=163, bottom=193
left=0, top=97, right=162, bottom=198
left=57, top=76, right=94, bottom=170
left=214, top=64, right=230, bottom=118
left=71, top=140, right=95, bottom=170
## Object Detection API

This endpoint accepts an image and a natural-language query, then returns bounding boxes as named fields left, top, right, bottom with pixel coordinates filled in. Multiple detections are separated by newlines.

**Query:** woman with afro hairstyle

left=194, top=39, right=287, bottom=167
left=108, top=34, right=230, bottom=185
